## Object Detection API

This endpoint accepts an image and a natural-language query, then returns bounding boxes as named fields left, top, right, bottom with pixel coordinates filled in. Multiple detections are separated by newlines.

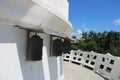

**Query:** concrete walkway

left=63, top=61, right=108, bottom=80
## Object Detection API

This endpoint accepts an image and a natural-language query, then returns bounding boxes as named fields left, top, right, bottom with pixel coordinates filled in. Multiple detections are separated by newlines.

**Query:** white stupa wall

left=0, top=24, right=63, bottom=80
left=33, top=0, right=69, bottom=19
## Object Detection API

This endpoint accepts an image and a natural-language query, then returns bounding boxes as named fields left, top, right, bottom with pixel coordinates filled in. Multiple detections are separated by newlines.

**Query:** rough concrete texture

left=63, top=61, right=108, bottom=80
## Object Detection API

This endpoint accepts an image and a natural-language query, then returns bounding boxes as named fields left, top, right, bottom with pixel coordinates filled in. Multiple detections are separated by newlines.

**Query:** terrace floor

left=63, top=61, right=109, bottom=80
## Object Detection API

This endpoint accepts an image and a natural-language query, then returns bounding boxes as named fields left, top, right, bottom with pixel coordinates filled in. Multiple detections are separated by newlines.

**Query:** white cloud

left=114, top=19, right=120, bottom=26
left=76, top=29, right=83, bottom=39
left=70, top=22, right=91, bottom=39
left=70, top=30, right=83, bottom=39
left=77, top=30, right=82, bottom=34
left=81, top=22, right=90, bottom=32
left=84, top=28, right=89, bottom=32
left=82, top=22, right=87, bottom=29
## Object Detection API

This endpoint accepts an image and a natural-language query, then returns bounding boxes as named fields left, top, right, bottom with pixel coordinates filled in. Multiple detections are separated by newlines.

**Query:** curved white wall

left=33, top=0, right=69, bottom=19
left=0, top=0, right=70, bottom=80
left=0, top=0, right=72, bottom=37
left=0, top=24, right=63, bottom=80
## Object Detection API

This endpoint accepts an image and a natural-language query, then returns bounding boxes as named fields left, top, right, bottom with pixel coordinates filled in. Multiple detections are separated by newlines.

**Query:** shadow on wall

left=0, top=26, right=45, bottom=80
left=48, top=56, right=63, bottom=80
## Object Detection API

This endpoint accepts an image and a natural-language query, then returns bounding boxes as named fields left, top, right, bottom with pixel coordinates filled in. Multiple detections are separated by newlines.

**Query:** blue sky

left=68, top=0, right=120, bottom=34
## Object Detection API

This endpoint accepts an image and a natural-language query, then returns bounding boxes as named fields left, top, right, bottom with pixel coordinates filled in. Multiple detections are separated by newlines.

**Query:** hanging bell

left=62, top=39, right=71, bottom=54
left=27, top=34, right=43, bottom=61
left=52, top=39, right=62, bottom=56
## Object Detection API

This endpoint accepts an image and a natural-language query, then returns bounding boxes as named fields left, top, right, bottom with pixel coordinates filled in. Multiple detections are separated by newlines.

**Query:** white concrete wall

left=63, top=50, right=120, bottom=80
left=39, top=0, right=69, bottom=19
left=0, top=24, right=63, bottom=80
left=0, top=0, right=72, bottom=37
left=94, top=53, right=120, bottom=80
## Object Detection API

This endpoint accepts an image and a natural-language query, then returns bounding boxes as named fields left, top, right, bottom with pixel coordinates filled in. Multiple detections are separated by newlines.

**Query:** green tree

left=71, top=43, right=79, bottom=50
left=77, top=40, right=86, bottom=51
left=85, top=41, right=97, bottom=51
left=71, top=30, right=120, bottom=56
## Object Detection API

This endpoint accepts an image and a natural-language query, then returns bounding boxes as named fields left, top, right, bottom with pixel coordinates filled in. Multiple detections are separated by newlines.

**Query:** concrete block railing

left=63, top=50, right=120, bottom=80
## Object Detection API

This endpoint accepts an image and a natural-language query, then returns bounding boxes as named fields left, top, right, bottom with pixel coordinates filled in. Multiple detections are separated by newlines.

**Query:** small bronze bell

left=52, top=39, right=62, bottom=56
left=27, top=33, right=43, bottom=61
left=62, top=39, right=71, bottom=53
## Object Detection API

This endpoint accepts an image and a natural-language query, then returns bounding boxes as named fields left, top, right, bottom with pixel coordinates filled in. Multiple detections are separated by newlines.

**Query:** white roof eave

left=0, top=0, right=72, bottom=37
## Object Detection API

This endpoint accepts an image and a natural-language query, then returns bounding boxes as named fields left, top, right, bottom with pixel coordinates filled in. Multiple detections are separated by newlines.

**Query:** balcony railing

left=63, top=50, right=120, bottom=80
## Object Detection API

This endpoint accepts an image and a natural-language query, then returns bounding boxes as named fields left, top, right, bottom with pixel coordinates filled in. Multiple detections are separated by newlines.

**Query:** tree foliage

left=71, top=31, right=120, bottom=56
